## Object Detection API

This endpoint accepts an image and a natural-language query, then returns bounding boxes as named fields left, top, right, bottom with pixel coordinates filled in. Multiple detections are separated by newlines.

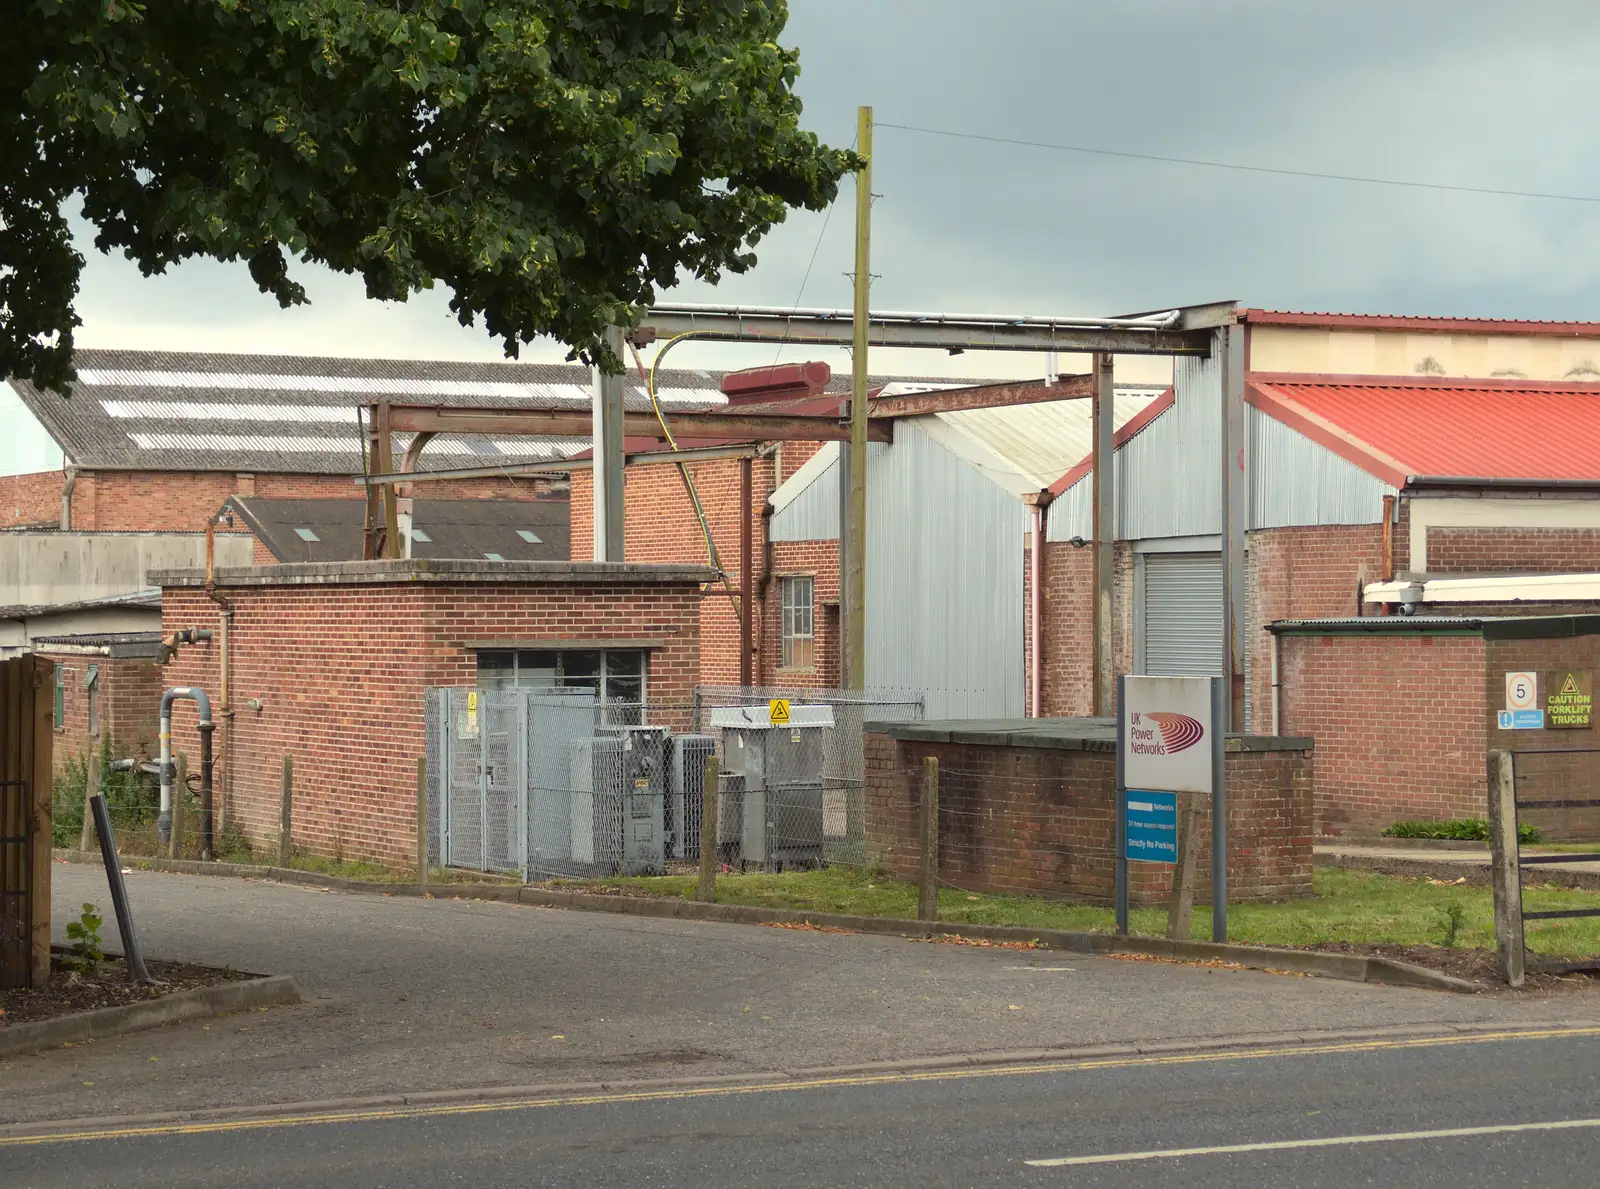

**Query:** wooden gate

left=1, top=655, right=54, bottom=988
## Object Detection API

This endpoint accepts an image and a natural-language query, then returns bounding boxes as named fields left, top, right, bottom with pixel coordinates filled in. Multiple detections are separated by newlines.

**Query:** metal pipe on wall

left=158, top=687, right=213, bottom=855
left=204, top=514, right=234, bottom=836
left=1270, top=629, right=1282, bottom=737
left=59, top=466, right=77, bottom=530
left=1028, top=500, right=1045, bottom=717
left=739, top=456, right=754, bottom=686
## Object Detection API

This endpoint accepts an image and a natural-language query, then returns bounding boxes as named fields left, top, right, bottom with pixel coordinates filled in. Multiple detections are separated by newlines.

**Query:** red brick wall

left=764, top=540, right=841, bottom=688
left=2, top=468, right=561, bottom=532
left=1025, top=540, right=1134, bottom=717
left=1250, top=524, right=1385, bottom=730
left=1279, top=632, right=1488, bottom=836
left=571, top=457, right=783, bottom=686
left=1427, top=527, right=1600, bottom=574
left=38, top=653, right=163, bottom=770
left=864, top=732, right=1313, bottom=903
left=160, top=576, right=703, bottom=868
left=0, top=470, right=65, bottom=528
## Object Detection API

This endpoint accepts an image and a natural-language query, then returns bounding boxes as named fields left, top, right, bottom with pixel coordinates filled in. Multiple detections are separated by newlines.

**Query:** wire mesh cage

left=425, top=685, right=924, bottom=881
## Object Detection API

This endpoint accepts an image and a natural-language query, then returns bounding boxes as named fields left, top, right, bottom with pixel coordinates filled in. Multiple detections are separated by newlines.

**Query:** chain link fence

left=426, top=685, right=923, bottom=881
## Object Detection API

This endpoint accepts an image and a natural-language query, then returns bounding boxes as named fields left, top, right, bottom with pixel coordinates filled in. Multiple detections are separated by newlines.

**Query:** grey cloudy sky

left=67, top=0, right=1600, bottom=384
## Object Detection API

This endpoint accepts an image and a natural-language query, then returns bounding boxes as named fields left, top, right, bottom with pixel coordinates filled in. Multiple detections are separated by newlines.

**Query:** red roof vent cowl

left=719, top=362, right=832, bottom=406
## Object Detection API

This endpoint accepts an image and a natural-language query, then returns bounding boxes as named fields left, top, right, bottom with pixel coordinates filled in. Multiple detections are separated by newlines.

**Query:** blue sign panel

left=1497, top=709, right=1545, bottom=731
left=1125, top=790, right=1178, bottom=864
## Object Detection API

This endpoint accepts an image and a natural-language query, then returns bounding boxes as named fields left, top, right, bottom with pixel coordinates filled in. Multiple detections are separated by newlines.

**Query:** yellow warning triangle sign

left=1560, top=673, right=1580, bottom=695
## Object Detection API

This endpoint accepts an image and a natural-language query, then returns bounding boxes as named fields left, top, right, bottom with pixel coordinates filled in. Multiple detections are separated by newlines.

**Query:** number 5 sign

left=1506, top=672, right=1537, bottom=712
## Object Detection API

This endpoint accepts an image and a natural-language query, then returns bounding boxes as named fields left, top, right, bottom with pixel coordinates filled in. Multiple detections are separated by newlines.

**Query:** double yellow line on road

left=5, top=1025, right=1598, bottom=1148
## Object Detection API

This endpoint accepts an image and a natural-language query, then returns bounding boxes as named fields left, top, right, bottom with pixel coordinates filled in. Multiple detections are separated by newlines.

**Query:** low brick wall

left=865, top=721, right=1314, bottom=905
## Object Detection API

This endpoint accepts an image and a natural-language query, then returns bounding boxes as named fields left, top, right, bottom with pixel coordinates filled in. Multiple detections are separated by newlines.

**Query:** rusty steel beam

left=869, top=374, right=1095, bottom=418
left=378, top=404, right=891, bottom=444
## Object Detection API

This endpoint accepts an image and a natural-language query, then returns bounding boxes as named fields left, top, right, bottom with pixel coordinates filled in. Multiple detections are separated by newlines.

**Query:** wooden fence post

left=170, top=753, right=187, bottom=861
left=416, top=756, right=428, bottom=894
left=1488, top=749, right=1525, bottom=988
left=919, top=756, right=939, bottom=923
left=80, top=749, right=100, bottom=852
left=1166, top=792, right=1203, bottom=940
left=697, top=754, right=720, bottom=903
left=278, top=755, right=293, bottom=868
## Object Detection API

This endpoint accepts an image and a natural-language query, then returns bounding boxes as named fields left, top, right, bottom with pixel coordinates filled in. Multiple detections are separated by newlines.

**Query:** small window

left=781, top=576, right=816, bottom=670
left=293, top=527, right=320, bottom=542
left=484, top=551, right=505, bottom=562
left=86, top=664, right=99, bottom=737
left=516, top=529, right=543, bottom=543
left=410, top=527, right=432, bottom=543
left=53, top=665, right=64, bottom=730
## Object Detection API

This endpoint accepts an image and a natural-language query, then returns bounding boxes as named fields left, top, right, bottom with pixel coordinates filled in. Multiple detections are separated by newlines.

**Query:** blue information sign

left=1125, top=790, right=1178, bottom=864
left=1497, top=709, right=1545, bottom=730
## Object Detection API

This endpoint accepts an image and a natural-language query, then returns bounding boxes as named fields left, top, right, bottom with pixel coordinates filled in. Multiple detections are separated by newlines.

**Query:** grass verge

left=552, top=866, right=1600, bottom=960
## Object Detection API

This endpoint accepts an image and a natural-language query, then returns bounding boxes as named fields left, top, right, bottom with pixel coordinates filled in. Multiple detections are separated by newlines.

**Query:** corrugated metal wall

left=1249, top=407, right=1392, bottom=528
left=865, top=422, right=1027, bottom=719
left=767, top=424, right=1026, bottom=719
left=1049, top=365, right=1389, bottom=542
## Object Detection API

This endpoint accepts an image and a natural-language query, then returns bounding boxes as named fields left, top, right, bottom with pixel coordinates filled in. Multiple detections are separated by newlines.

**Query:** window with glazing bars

left=781, top=576, right=815, bottom=669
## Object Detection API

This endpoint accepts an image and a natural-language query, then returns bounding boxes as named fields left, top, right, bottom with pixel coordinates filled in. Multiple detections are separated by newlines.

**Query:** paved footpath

left=3, top=864, right=1595, bottom=1126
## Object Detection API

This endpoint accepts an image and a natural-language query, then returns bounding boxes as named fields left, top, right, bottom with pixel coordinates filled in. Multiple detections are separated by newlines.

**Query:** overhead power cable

left=876, top=122, right=1600, bottom=205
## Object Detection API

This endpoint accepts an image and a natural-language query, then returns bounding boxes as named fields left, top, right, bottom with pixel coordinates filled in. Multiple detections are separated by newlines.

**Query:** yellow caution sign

left=466, top=691, right=479, bottom=735
left=769, top=698, right=791, bottom=726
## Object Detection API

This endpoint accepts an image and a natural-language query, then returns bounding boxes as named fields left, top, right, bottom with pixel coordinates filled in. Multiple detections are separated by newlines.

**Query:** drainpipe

left=204, top=514, right=235, bottom=835
left=1270, top=630, right=1283, bottom=737
left=60, top=466, right=77, bottom=530
left=1023, top=494, right=1049, bottom=718
left=1379, top=493, right=1396, bottom=615
left=159, top=686, right=214, bottom=857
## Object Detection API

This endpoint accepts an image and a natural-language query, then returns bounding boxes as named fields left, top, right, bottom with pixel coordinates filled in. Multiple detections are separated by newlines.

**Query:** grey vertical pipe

left=591, top=325, right=626, bottom=562
left=89, top=794, right=156, bottom=985
left=1114, top=675, right=1129, bottom=935
left=1092, top=353, right=1115, bottom=715
left=1219, top=324, right=1248, bottom=729
left=157, top=687, right=212, bottom=846
left=1210, top=674, right=1228, bottom=943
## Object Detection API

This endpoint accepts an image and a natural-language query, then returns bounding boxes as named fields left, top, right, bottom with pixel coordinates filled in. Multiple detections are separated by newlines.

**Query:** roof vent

left=719, top=362, right=832, bottom=407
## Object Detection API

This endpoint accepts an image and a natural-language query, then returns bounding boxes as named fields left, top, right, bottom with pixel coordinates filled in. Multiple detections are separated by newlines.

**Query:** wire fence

left=1508, top=747, right=1600, bottom=971
left=426, top=685, right=924, bottom=882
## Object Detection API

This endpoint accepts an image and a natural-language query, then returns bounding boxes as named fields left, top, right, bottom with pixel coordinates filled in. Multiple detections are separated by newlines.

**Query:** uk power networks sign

left=1121, top=675, right=1215, bottom=796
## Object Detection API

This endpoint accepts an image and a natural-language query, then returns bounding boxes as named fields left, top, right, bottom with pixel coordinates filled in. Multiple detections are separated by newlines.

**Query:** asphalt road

left=11, top=864, right=1593, bottom=1128
left=6, top=1027, right=1600, bottom=1188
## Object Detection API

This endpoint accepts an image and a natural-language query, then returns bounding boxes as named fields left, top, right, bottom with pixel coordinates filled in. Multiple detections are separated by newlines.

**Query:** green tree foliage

left=3, top=1, right=853, bottom=390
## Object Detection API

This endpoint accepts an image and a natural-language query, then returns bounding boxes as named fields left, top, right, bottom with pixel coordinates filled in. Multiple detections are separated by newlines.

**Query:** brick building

left=33, top=633, right=166, bottom=772
left=1268, top=614, right=1600, bottom=839
left=0, top=348, right=750, bottom=537
left=155, top=559, right=709, bottom=868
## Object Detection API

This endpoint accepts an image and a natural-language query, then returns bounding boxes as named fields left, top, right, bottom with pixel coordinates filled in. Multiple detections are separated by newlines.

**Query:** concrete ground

left=4, top=863, right=1597, bottom=1127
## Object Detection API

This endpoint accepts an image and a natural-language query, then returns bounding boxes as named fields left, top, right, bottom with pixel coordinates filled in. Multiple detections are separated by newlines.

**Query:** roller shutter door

left=1142, top=552, right=1223, bottom=676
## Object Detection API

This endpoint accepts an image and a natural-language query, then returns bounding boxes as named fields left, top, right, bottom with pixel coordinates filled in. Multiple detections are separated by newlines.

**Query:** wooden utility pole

left=844, top=105, right=872, bottom=691
left=919, top=756, right=939, bottom=922
left=1488, top=750, right=1525, bottom=987
left=1091, top=353, right=1115, bottom=715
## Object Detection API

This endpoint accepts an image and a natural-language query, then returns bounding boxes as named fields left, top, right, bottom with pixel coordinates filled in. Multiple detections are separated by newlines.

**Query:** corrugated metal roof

left=928, top=386, right=1168, bottom=490
left=230, top=496, right=569, bottom=564
left=1241, top=310, right=1600, bottom=335
left=1249, top=376, right=1600, bottom=486
left=13, top=349, right=973, bottom=476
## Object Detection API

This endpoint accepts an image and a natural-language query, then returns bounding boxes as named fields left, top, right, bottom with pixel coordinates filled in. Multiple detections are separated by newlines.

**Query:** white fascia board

left=768, top=440, right=840, bottom=515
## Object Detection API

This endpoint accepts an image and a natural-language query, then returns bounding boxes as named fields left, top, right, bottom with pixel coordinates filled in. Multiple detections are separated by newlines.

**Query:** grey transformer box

left=569, top=726, right=669, bottom=875
left=709, top=704, right=835, bottom=870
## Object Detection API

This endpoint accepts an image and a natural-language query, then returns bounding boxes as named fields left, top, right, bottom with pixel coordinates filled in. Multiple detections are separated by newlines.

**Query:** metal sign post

left=1116, top=674, right=1228, bottom=941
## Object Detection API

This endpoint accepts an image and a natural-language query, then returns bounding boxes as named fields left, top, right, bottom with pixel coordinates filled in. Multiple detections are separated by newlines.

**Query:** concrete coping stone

left=150, top=558, right=716, bottom=589
left=0, top=975, right=301, bottom=1060
left=869, top=717, right=1312, bottom=753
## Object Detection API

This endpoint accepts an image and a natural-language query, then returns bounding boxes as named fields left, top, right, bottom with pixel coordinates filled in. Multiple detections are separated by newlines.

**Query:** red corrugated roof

left=1247, top=373, right=1600, bottom=487
left=1241, top=309, right=1600, bottom=337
